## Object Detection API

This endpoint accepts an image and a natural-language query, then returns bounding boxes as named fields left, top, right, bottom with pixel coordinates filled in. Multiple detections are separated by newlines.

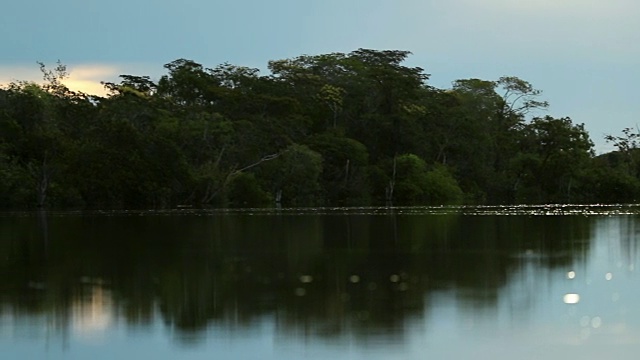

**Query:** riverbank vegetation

left=1, top=50, right=638, bottom=209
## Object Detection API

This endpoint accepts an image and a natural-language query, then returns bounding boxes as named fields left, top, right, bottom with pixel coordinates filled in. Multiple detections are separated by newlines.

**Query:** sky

left=2, top=0, right=639, bottom=153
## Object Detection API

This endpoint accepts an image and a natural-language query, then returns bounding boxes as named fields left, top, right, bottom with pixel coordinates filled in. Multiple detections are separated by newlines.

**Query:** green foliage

left=306, top=133, right=370, bottom=205
left=424, top=165, right=464, bottom=205
left=605, top=127, right=640, bottom=178
left=576, top=157, right=640, bottom=203
left=226, top=172, right=273, bottom=208
left=391, top=155, right=463, bottom=205
left=512, top=116, right=594, bottom=203
left=393, top=154, right=429, bottom=205
left=0, top=153, right=33, bottom=208
left=258, top=144, right=323, bottom=207
left=0, top=54, right=635, bottom=209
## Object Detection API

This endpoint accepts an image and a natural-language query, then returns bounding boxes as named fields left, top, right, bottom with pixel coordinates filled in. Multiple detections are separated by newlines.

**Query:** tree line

left=0, top=49, right=638, bottom=209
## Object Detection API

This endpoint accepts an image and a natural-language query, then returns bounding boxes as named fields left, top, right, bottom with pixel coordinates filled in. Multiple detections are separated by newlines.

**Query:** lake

left=1, top=205, right=639, bottom=359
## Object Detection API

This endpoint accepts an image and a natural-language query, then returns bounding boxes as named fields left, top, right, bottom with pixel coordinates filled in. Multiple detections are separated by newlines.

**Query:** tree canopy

left=0, top=49, right=634, bottom=209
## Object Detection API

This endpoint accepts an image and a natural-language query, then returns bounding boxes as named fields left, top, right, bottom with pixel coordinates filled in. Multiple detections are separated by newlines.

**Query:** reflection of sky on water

left=1, top=214, right=640, bottom=359
left=72, top=286, right=113, bottom=340
left=405, top=215, right=640, bottom=360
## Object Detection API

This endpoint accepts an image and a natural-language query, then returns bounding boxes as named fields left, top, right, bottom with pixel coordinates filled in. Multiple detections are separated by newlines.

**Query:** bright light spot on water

left=630, top=264, right=635, bottom=272
left=390, top=274, right=400, bottom=283
left=591, top=317, right=602, bottom=328
left=295, top=287, right=306, bottom=296
left=605, top=272, right=613, bottom=281
left=563, top=293, right=580, bottom=304
left=349, top=275, right=360, bottom=283
left=567, top=271, right=576, bottom=279
left=299, top=275, right=313, bottom=283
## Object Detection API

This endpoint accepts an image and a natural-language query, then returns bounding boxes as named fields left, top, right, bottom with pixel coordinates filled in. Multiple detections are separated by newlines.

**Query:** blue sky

left=2, top=0, right=639, bottom=152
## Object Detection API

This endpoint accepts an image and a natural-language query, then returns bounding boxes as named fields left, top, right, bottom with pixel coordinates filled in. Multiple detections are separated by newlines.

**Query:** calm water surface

left=1, top=205, right=639, bottom=359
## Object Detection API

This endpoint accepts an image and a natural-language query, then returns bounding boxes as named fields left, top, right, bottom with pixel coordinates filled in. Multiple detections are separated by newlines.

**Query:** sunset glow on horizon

left=0, top=63, right=152, bottom=97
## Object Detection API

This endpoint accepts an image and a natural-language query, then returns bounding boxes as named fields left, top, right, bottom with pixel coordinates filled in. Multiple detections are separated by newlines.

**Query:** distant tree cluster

left=0, top=50, right=637, bottom=209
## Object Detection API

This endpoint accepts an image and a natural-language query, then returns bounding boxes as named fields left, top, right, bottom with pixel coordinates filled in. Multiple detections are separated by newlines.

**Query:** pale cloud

left=63, top=65, right=121, bottom=96
left=0, top=63, right=159, bottom=96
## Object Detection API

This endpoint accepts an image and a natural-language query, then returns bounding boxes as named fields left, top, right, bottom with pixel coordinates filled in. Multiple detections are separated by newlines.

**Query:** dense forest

left=1, top=49, right=639, bottom=209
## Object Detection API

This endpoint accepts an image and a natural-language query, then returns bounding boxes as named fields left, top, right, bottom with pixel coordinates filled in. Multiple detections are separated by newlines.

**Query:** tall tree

left=450, top=76, right=548, bottom=203
left=514, top=116, right=593, bottom=203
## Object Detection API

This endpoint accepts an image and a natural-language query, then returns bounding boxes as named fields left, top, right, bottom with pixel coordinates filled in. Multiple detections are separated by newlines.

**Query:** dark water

left=1, top=206, right=639, bottom=359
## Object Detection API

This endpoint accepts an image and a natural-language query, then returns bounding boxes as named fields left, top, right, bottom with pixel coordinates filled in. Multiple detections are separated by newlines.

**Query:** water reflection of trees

left=599, top=215, right=640, bottom=272
left=0, top=212, right=596, bottom=341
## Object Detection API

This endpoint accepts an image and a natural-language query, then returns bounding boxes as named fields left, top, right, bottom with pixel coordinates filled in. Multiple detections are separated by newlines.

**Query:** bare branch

left=235, top=152, right=282, bottom=173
